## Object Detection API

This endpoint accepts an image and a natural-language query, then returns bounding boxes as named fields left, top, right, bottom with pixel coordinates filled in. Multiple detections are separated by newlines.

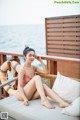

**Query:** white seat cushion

left=62, top=97, right=80, bottom=116
left=52, top=72, right=80, bottom=103
left=0, top=96, right=79, bottom=120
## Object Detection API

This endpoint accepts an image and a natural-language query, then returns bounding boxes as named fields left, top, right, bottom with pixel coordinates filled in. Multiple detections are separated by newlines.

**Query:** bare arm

left=35, top=56, right=48, bottom=75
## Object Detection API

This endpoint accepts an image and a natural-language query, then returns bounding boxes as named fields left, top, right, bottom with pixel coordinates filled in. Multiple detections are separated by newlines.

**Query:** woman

left=0, top=47, right=69, bottom=109
left=15, top=47, right=69, bottom=108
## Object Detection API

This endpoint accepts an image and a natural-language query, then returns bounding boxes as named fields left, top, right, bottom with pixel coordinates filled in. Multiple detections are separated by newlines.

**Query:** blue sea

left=0, top=24, right=46, bottom=54
left=0, top=24, right=46, bottom=65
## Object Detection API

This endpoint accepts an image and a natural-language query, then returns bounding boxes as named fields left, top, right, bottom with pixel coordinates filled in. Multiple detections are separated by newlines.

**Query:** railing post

left=0, top=82, right=3, bottom=99
left=0, top=54, right=7, bottom=65
left=0, top=54, right=8, bottom=98
left=48, top=60, right=57, bottom=75
left=12, top=56, right=20, bottom=63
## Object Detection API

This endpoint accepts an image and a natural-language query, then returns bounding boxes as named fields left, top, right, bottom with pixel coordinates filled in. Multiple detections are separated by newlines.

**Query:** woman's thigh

left=16, top=75, right=40, bottom=101
left=16, top=78, right=36, bottom=101
left=23, top=76, right=37, bottom=100
left=31, top=90, right=40, bottom=100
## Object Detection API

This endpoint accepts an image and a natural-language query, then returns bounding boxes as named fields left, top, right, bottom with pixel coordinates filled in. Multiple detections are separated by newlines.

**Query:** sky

left=0, top=0, right=80, bottom=25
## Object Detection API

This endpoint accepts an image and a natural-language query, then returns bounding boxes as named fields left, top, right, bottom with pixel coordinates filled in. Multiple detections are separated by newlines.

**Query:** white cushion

left=52, top=72, right=80, bottom=103
left=62, top=97, right=80, bottom=116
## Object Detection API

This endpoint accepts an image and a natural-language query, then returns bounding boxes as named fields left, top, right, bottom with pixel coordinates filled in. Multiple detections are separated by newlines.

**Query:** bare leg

left=16, top=75, right=54, bottom=109
left=24, top=75, right=54, bottom=108
left=31, top=91, right=40, bottom=100
left=43, top=84, right=69, bottom=108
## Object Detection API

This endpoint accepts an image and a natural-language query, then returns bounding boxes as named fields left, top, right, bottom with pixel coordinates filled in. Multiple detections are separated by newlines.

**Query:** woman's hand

left=35, top=55, right=42, bottom=62
left=24, top=99, right=29, bottom=106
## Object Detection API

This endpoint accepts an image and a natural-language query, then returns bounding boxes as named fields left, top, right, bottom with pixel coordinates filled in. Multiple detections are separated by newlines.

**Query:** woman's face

left=25, top=51, right=35, bottom=63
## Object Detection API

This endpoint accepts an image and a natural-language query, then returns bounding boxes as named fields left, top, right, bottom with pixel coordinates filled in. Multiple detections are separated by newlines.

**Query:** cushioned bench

left=0, top=73, right=80, bottom=120
left=0, top=95, right=79, bottom=120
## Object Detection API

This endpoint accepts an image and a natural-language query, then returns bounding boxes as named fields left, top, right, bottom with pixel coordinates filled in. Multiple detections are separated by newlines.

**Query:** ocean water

left=0, top=24, right=46, bottom=54
left=0, top=24, right=46, bottom=65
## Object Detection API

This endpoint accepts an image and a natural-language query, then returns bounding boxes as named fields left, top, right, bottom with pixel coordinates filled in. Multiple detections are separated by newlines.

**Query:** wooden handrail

left=0, top=51, right=23, bottom=57
left=0, top=51, right=80, bottom=80
left=40, top=55, right=80, bottom=62
left=0, top=51, right=80, bottom=62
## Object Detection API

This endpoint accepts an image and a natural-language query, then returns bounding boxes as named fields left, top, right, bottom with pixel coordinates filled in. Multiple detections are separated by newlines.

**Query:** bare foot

left=42, top=99, right=55, bottom=109
left=59, top=101, right=69, bottom=108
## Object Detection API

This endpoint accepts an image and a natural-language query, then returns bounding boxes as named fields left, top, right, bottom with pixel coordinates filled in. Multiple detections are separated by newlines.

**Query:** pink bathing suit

left=23, top=66, right=36, bottom=87
left=23, top=75, right=32, bottom=86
